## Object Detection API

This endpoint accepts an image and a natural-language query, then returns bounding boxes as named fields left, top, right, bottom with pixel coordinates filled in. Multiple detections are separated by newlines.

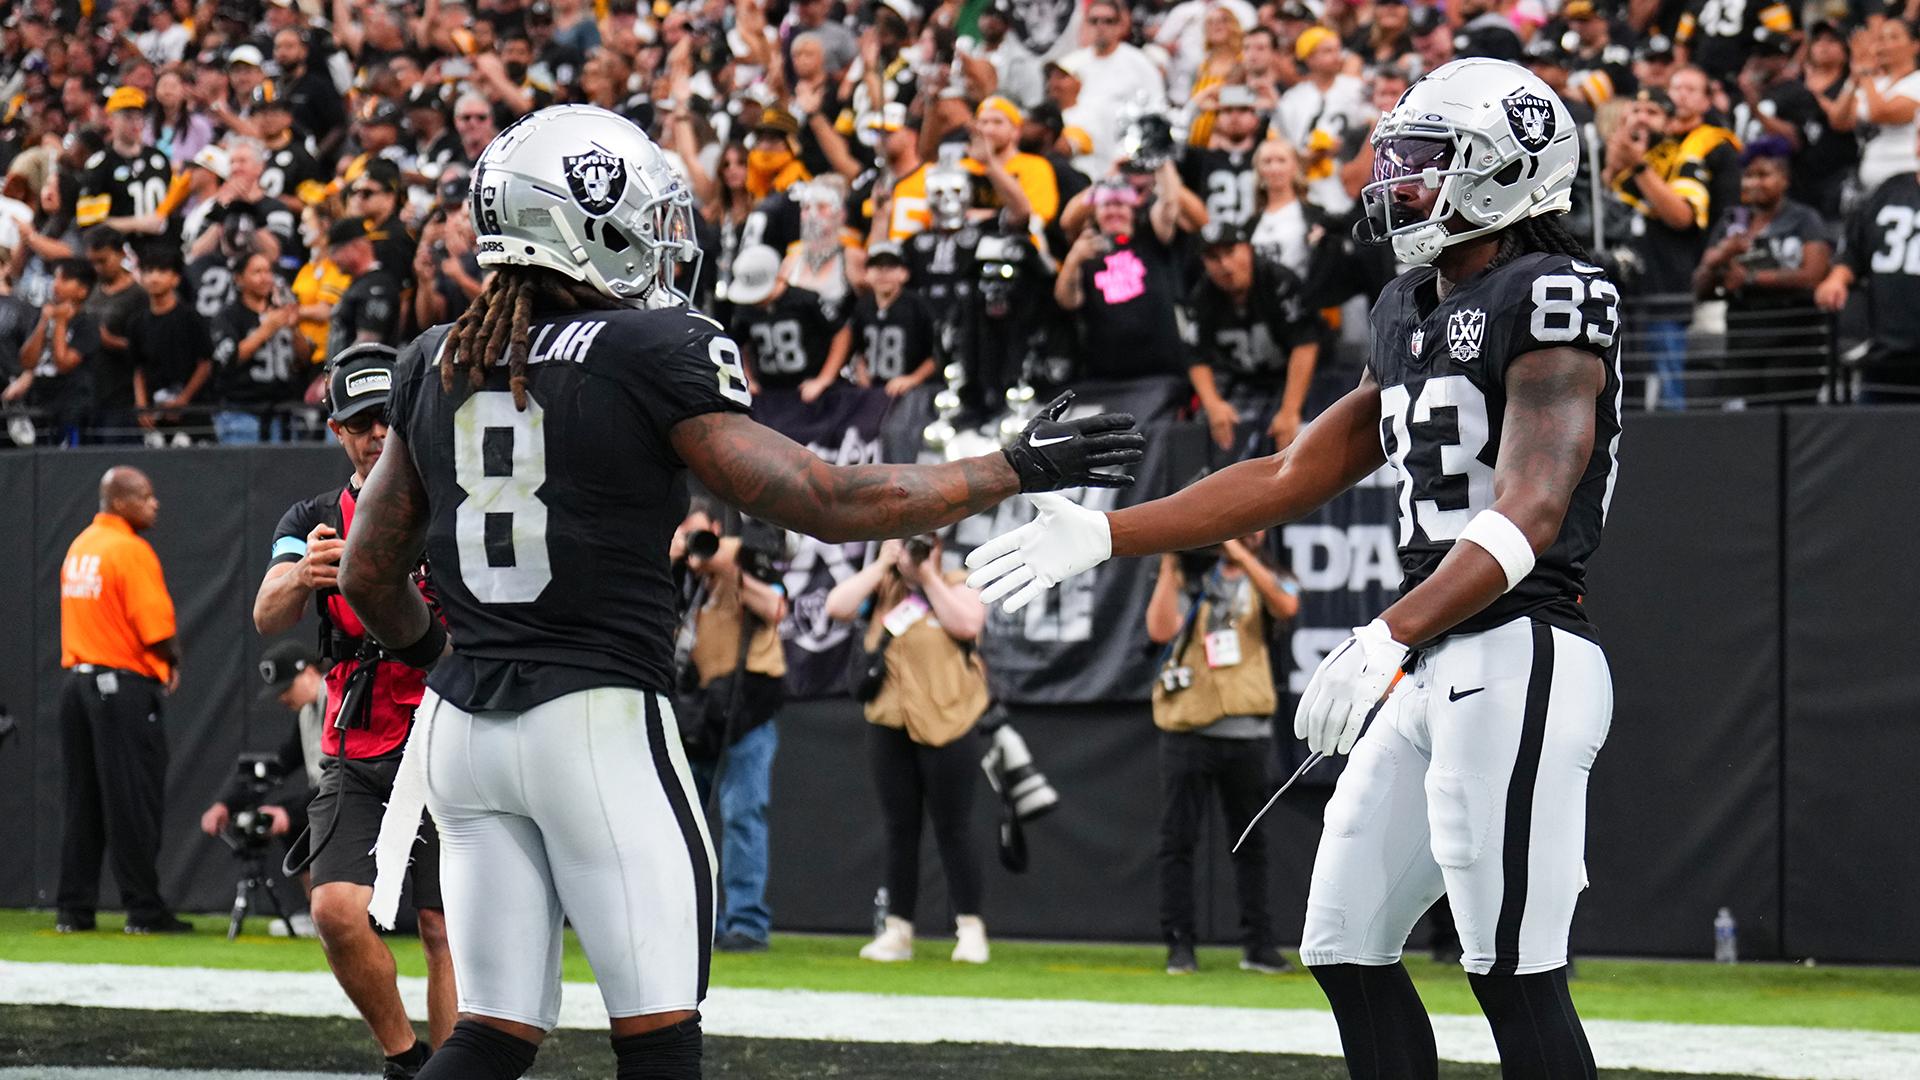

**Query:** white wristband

left=1458, top=509, right=1535, bottom=592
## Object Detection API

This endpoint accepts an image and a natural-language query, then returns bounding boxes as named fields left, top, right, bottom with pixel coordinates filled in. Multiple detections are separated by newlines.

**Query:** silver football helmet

left=1359, top=58, right=1578, bottom=265
left=469, top=104, right=701, bottom=307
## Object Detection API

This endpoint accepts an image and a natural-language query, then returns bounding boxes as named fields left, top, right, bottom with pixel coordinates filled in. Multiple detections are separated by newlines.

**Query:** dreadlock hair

left=440, top=266, right=619, bottom=411
left=1484, top=211, right=1591, bottom=273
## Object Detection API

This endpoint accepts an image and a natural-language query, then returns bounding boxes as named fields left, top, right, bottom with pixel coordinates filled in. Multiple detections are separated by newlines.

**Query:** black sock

left=1307, top=961, right=1439, bottom=1080
left=385, top=1040, right=430, bottom=1070
left=612, top=1015, right=703, bottom=1080
left=414, top=1020, right=539, bottom=1080
left=1468, top=967, right=1597, bottom=1080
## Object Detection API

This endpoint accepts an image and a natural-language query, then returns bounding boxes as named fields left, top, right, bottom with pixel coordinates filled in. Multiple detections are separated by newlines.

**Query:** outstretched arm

left=1107, top=374, right=1387, bottom=557
left=338, top=431, right=437, bottom=655
left=1376, top=346, right=1603, bottom=647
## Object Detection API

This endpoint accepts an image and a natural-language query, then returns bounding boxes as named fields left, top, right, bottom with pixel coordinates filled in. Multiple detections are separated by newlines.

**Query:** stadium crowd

left=2, top=0, right=1918, bottom=452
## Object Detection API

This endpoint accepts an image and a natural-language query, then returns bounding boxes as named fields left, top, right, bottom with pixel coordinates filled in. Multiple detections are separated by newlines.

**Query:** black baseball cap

left=1198, top=219, right=1250, bottom=250
left=251, top=78, right=291, bottom=112
left=258, top=640, right=318, bottom=701
left=360, top=99, right=403, bottom=129
left=326, top=342, right=399, bottom=422
left=1634, top=33, right=1675, bottom=62
left=866, top=241, right=907, bottom=266
left=327, top=216, right=373, bottom=248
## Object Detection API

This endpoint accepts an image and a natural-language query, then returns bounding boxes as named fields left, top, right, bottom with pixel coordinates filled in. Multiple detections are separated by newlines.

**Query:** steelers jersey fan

left=1677, top=0, right=1793, bottom=82
left=1367, top=251, right=1622, bottom=641
left=77, top=88, right=177, bottom=228
left=385, top=305, right=753, bottom=712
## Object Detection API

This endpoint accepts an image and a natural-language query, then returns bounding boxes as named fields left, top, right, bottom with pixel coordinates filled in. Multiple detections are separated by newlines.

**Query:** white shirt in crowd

left=1275, top=74, right=1371, bottom=215
left=1059, top=42, right=1169, bottom=164
left=1857, top=70, right=1920, bottom=196
left=1152, top=0, right=1257, bottom=105
left=1251, top=201, right=1310, bottom=279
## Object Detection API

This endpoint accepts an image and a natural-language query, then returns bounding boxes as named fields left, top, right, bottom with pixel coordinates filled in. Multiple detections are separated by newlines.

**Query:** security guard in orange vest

left=56, top=466, right=190, bottom=935
left=1146, top=533, right=1299, bottom=976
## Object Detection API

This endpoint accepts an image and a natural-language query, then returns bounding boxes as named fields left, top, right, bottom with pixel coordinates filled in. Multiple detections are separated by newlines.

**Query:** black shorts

left=306, top=749, right=442, bottom=910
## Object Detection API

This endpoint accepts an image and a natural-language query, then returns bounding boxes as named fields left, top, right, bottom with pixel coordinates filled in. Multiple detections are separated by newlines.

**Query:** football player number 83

left=453, top=392, right=553, bottom=603
left=1529, top=272, right=1619, bottom=347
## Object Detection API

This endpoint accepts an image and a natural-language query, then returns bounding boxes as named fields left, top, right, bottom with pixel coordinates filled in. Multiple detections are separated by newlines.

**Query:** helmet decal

left=1503, top=89, right=1556, bottom=154
left=564, top=148, right=628, bottom=217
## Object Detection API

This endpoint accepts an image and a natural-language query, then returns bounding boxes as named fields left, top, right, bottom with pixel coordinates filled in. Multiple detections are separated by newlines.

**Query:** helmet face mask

left=471, top=104, right=703, bottom=308
left=1357, top=59, right=1578, bottom=266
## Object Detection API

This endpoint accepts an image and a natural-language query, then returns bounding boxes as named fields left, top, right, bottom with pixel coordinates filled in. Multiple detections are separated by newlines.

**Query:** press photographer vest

left=1151, top=573, right=1276, bottom=734
left=863, top=572, right=990, bottom=748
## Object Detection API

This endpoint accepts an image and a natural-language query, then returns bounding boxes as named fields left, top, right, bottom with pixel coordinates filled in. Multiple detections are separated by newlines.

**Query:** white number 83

left=1529, top=271, right=1620, bottom=348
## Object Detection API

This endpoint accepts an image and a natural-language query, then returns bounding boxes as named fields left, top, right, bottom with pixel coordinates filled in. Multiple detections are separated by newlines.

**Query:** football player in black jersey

left=336, top=105, right=1143, bottom=1080
left=968, top=59, right=1621, bottom=1080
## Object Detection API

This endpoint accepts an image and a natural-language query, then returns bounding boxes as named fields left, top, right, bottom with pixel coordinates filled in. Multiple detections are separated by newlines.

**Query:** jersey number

left=708, top=335, right=752, bottom=405
left=1380, top=375, right=1494, bottom=545
left=1871, top=205, right=1920, bottom=275
left=129, top=176, right=169, bottom=217
left=1205, top=170, right=1256, bottom=225
left=1530, top=274, right=1620, bottom=348
left=864, top=324, right=906, bottom=380
left=453, top=392, right=552, bottom=603
left=749, top=320, right=809, bottom=374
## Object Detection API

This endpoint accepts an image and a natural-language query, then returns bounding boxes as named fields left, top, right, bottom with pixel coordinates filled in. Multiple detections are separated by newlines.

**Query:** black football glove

left=1001, top=391, right=1146, bottom=492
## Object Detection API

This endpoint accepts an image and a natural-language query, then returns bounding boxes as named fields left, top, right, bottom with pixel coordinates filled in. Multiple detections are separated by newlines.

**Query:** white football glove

left=964, top=492, right=1112, bottom=613
left=1294, top=619, right=1410, bottom=756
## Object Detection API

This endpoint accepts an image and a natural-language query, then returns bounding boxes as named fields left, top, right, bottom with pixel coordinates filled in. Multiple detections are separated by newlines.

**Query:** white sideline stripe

left=2, top=960, right=1915, bottom=1080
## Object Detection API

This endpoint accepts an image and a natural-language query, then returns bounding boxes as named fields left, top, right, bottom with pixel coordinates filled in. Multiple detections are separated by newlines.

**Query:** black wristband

left=390, top=619, right=448, bottom=670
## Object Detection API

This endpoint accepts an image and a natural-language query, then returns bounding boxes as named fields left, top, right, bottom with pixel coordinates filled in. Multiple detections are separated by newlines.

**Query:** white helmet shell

left=470, top=104, right=701, bottom=307
left=1361, top=58, right=1578, bottom=265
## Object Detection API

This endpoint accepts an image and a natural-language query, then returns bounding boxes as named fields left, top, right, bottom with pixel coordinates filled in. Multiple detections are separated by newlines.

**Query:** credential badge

left=563, top=148, right=627, bottom=217
left=1502, top=90, right=1556, bottom=154
left=1447, top=308, right=1485, bottom=363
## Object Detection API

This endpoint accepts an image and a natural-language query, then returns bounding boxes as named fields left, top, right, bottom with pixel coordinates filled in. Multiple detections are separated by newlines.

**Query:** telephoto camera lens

left=982, top=724, right=1060, bottom=821
left=685, top=529, right=721, bottom=560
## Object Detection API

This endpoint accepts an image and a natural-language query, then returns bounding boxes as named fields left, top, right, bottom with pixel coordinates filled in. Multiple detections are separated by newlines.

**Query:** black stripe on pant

left=56, top=670, right=170, bottom=921
left=1489, top=621, right=1555, bottom=976
left=647, top=693, right=714, bottom=998
left=868, top=723, right=984, bottom=922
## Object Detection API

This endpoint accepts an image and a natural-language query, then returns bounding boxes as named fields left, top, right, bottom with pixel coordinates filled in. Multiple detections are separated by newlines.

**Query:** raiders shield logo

left=1447, top=308, right=1485, bottom=363
left=1502, top=90, right=1556, bottom=154
left=563, top=149, right=627, bottom=217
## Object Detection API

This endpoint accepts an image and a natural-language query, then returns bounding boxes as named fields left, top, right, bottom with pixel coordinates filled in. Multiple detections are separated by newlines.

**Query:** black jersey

left=1181, top=146, right=1259, bottom=227
left=260, top=138, right=326, bottom=206
left=327, top=268, right=401, bottom=361
left=1681, top=0, right=1792, bottom=82
left=1367, top=252, right=1622, bottom=642
left=1841, top=174, right=1920, bottom=356
left=76, top=146, right=175, bottom=227
left=212, top=300, right=305, bottom=404
left=1186, top=256, right=1318, bottom=393
left=850, top=290, right=939, bottom=381
left=728, top=288, right=844, bottom=387
left=904, top=224, right=983, bottom=308
left=185, top=252, right=238, bottom=322
left=387, top=305, right=753, bottom=712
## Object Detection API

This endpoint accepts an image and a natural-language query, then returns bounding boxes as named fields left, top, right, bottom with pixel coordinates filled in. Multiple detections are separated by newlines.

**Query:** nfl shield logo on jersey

left=1502, top=90, right=1556, bottom=153
left=1410, top=327, right=1425, bottom=355
left=1447, top=308, right=1485, bottom=363
left=563, top=150, right=628, bottom=216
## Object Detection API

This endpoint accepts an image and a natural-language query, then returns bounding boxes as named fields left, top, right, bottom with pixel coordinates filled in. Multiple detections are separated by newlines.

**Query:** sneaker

left=54, top=911, right=95, bottom=934
left=1166, top=940, right=1197, bottom=975
left=859, top=916, right=914, bottom=962
left=714, top=930, right=769, bottom=953
left=124, top=915, right=194, bottom=935
left=382, top=1041, right=431, bottom=1080
left=1240, top=945, right=1296, bottom=974
left=951, top=915, right=989, bottom=964
left=267, top=912, right=317, bottom=938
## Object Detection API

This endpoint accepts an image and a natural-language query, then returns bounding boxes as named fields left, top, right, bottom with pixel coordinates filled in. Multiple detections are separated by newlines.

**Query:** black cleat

left=124, top=914, right=194, bottom=935
left=54, top=911, right=95, bottom=934
left=1166, top=941, right=1197, bottom=975
left=1240, top=945, right=1296, bottom=974
left=715, top=930, right=769, bottom=953
left=383, top=1040, right=431, bottom=1079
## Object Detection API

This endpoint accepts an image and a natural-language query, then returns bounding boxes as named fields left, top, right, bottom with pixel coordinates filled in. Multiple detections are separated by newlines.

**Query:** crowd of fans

left=2, top=0, right=1917, bottom=451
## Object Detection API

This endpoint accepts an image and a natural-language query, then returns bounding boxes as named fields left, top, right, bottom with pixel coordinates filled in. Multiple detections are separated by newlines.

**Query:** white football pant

left=1300, top=617, right=1612, bottom=975
left=421, top=686, right=715, bottom=1029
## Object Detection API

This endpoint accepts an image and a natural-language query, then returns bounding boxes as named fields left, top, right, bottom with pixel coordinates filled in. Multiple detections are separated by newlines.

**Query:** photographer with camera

left=200, top=641, right=326, bottom=937
left=825, top=532, right=992, bottom=965
left=252, top=345, right=451, bottom=1077
left=1145, top=532, right=1299, bottom=976
left=672, top=498, right=789, bottom=954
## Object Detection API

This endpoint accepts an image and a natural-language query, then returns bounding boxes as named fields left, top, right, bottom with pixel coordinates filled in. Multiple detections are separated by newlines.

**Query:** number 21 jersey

left=387, top=305, right=753, bottom=712
left=1366, top=251, right=1623, bottom=642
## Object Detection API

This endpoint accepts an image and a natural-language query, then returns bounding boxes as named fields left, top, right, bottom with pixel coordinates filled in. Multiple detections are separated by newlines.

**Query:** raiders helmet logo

left=1448, top=308, right=1486, bottom=363
left=563, top=149, right=628, bottom=217
left=1502, top=90, right=1556, bottom=154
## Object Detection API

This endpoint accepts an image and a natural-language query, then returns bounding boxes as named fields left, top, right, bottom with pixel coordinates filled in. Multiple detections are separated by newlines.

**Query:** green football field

left=2, top=909, right=1915, bottom=1032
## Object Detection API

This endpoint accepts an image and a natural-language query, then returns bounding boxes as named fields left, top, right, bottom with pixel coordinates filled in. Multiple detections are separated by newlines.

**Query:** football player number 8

left=453, top=392, right=553, bottom=603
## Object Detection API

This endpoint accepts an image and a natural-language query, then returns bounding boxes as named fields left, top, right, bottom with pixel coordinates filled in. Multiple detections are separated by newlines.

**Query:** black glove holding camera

left=1002, top=391, right=1146, bottom=492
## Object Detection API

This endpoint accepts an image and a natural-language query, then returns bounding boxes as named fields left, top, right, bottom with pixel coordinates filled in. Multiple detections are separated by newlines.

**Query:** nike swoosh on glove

left=964, top=492, right=1111, bottom=613
left=1001, top=390, right=1147, bottom=492
left=1293, top=619, right=1409, bottom=755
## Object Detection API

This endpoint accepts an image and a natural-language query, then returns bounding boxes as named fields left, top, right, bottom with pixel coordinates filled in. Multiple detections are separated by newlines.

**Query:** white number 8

left=453, top=392, right=553, bottom=604
left=1530, top=273, right=1619, bottom=348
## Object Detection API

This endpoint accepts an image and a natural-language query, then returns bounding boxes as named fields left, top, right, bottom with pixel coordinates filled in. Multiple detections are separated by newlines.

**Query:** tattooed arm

left=338, top=430, right=438, bottom=652
left=1375, top=346, right=1604, bottom=647
left=671, top=411, right=1022, bottom=544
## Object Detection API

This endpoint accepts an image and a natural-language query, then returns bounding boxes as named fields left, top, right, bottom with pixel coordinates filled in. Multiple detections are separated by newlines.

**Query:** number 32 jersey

left=1366, top=252, right=1623, bottom=642
left=387, top=305, right=753, bottom=713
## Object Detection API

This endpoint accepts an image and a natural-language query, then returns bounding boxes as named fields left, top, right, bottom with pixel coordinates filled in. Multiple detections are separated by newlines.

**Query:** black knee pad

left=1468, top=968, right=1597, bottom=1080
left=613, top=1015, right=704, bottom=1080
left=415, top=1019, right=539, bottom=1080
left=1307, top=962, right=1438, bottom=1080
